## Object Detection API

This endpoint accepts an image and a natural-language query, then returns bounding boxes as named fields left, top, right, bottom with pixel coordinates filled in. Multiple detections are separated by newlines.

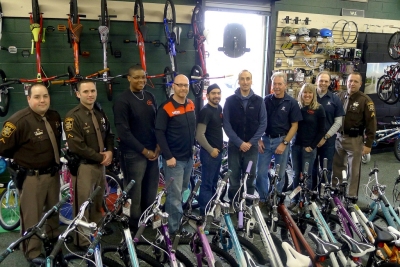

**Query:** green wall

left=0, top=16, right=195, bottom=135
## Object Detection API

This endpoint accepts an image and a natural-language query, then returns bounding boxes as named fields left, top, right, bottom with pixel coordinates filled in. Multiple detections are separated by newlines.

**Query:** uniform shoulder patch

left=64, top=117, right=74, bottom=132
left=367, top=102, right=375, bottom=111
left=1, top=122, right=16, bottom=138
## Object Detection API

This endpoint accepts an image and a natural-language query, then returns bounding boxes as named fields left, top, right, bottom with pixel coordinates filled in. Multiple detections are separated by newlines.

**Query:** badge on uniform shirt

left=352, top=102, right=359, bottom=107
left=55, top=121, right=60, bottom=129
left=367, top=102, right=375, bottom=111
left=1, top=122, right=16, bottom=138
left=65, top=118, right=74, bottom=131
left=34, top=129, right=44, bottom=136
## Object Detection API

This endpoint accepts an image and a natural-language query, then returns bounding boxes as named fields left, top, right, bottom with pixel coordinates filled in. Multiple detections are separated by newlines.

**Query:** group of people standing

left=0, top=65, right=377, bottom=264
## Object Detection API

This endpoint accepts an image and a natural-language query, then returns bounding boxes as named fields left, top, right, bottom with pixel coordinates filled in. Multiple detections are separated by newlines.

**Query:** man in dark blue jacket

left=223, top=70, right=267, bottom=202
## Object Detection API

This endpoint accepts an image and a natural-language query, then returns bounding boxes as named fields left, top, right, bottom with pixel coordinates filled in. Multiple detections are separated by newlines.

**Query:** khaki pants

left=20, top=173, right=60, bottom=259
left=73, top=163, right=105, bottom=247
left=332, top=134, right=363, bottom=197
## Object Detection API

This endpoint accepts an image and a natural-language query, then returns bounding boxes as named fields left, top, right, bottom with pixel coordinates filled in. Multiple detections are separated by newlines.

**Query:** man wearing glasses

left=113, top=65, right=160, bottom=234
left=156, top=74, right=196, bottom=235
left=223, top=70, right=267, bottom=202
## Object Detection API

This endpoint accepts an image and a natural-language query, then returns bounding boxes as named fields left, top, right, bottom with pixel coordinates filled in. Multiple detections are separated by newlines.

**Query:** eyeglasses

left=173, top=83, right=189, bottom=88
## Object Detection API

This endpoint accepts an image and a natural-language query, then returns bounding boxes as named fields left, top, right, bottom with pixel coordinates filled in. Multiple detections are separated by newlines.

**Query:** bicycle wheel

left=105, top=76, right=113, bottom=101
left=59, top=183, right=73, bottom=225
left=101, top=0, right=108, bottom=27
left=395, top=139, right=400, bottom=162
left=0, top=69, right=10, bottom=117
left=376, top=75, right=394, bottom=102
left=342, top=21, right=358, bottom=44
left=163, top=0, right=176, bottom=36
left=189, top=65, right=204, bottom=98
left=163, top=66, right=174, bottom=99
left=70, top=0, right=79, bottom=24
left=31, top=0, right=40, bottom=24
left=191, top=3, right=205, bottom=36
left=103, top=171, right=123, bottom=213
left=102, top=245, right=164, bottom=267
left=388, top=31, right=400, bottom=60
left=0, top=184, right=20, bottom=231
left=384, top=82, right=400, bottom=105
left=206, top=230, right=267, bottom=265
left=134, top=0, right=145, bottom=26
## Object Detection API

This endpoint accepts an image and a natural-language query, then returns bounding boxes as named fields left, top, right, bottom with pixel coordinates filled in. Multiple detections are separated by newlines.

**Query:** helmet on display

left=308, top=28, right=320, bottom=38
left=296, top=27, right=309, bottom=36
left=320, top=28, right=333, bottom=37
left=281, top=26, right=295, bottom=37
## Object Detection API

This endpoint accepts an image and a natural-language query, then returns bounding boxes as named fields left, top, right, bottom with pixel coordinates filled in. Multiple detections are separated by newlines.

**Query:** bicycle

left=98, top=0, right=117, bottom=101
left=0, top=159, right=20, bottom=231
left=0, top=0, right=66, bottom=117
left=134, top=178, right=194, bottom=266
left=0, top=193, right=71, bottom=265
left=376, top=63, right=400, bottom=105
left=387, top=27, right=400, bottom=61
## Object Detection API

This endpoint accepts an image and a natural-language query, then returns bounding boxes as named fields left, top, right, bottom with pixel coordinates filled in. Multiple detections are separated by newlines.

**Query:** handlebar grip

left=0, top=249, right=11, bottom=263
left=134, top=224, right=146, bottom=242
left=87, top=233, right=102, bottom=256
left=323, top=158, right=327, bottom=169
left=97, top=68, right=109, bottom=75
left=223, top=170, right=232, bottom=183
left=275, top=164, right=280, bottom=175
left=246, top=161, right=253, bottom=173
left=342, top=170, right=347, bottom=180
left=56, top=194, right=71, bottom=210
left=49, top=238, right=65, bottom=260
left=51, top=80, right=66, bottom=85
left=89, top=186, right=102, bottom=202
left=124, top=180, right=135, bottom=195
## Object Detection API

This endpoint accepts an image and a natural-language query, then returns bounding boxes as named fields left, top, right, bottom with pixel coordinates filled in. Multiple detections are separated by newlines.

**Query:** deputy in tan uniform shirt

left=0, top=84, right=61, bottom=261
left=64, top=80, right=114, bottom=248
left=333, top=72, right=377, bottom=197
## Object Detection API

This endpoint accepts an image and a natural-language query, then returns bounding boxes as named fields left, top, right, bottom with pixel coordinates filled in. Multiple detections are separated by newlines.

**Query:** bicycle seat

left=308, top=232, right=341, bottom=257
left=281, top=241, right=311, bottom=267
left=173, top=26, right=182, bottom=46
left=374, top=224, right=396, bottom=244
left=340, top=233, right=375, bottom=257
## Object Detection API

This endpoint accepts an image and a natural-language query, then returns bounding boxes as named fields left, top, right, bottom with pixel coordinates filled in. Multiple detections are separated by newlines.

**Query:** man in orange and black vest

left=155, top=74, right=196, bottom=235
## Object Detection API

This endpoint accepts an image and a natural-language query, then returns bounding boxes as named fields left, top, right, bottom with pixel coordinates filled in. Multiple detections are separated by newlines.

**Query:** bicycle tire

left=163, top=0, right=176, bottom=36
left=205, top=231, right=266, bottom=264
left=101, top=0, right=108, bottom=27
left=102, top=245, right=164, bottom=267
left=0, top=185, right=20, bottom=231
left=103, top=171, right=123, bottom=214
left=59, top=183, right=73, bottom=225
left=31, top=0, right=40, bottom=24
left=331, top=19, right=348, bottom=45
left=163, top=66, right=173, bottom=99
left=105, top=77, right=113, bottom=101
left=0, top=69, right=10, bottom=117
left=189, top=65, right=204, bottom=98
left=376, top=75, right=393, bottom=102
left=384, top=82, right=400, bottom=105
left=388, top=31, right=400, bottom=60
left=341, top=21, right=358, bottom=44
left=395, top=139, right=400, bottom=162
left=136, top=242, right=194, bottom=267
left=70, top=0, right=78, bottom=24
left=134, top=0, right=145, bottom=27
left=191, top=3, right=205, bottom=37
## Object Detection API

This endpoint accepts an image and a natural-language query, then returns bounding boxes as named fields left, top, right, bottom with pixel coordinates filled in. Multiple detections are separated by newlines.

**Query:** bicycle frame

left=191, top=3, right=207, bottom=76
left=67, top=8, right=83, bottom=76
left=30, top=6, right=45, bottom=82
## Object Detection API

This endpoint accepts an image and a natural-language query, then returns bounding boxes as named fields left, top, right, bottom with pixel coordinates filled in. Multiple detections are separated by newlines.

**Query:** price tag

left=289, top=186, right=301, bottom=200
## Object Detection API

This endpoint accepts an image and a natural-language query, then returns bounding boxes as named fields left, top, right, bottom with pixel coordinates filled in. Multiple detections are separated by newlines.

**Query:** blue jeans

left=120, top=150, right=159, bottom=231
left=227, top=142, right=258, bottom=202
left=291, top=145, right=317, bottom=203
left=256, top=135, right=290, bottom=201
left=312, top=135, right=335, bottom=189
left=163, top=157, right=193, bottom=234
left=199, top=147, right=222, bottom=216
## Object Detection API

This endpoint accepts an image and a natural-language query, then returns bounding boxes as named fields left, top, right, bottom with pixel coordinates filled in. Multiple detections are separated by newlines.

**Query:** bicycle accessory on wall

left=218, top=23, right=250, bottom=58
left=296, top=27, right=309, bottom=36
left=320, top=28, right=332, bottom=38
left=281, top=26, right=295, bottom=37
left=308, top=28, right=320, bottom=38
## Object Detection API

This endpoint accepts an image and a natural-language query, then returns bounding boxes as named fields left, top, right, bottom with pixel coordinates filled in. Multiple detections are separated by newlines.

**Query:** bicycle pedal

left=57, top=25, right=66, bottom=31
